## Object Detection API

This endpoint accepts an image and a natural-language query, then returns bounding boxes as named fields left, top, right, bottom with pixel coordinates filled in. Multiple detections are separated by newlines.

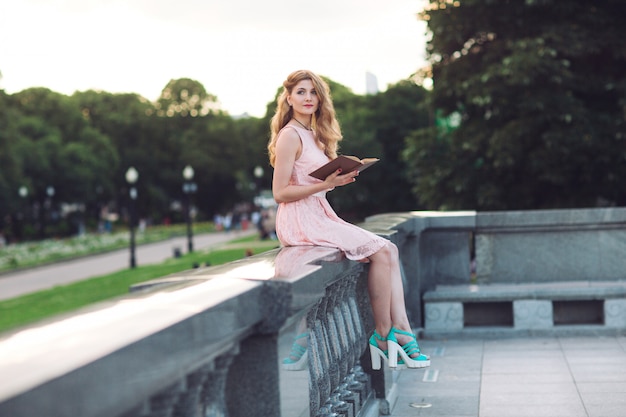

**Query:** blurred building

left=366, top=71, right=379, bottom=95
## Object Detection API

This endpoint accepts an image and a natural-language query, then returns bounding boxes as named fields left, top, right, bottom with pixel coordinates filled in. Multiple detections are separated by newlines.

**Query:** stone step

left=423, top=281, right=626, bottom=336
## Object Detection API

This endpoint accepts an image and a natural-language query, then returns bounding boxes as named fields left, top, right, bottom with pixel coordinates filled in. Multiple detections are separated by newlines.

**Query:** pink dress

left=275, top=125, right=388, bottom=261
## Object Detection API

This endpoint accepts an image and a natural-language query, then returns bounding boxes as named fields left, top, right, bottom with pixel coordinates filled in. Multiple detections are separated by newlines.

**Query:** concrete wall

left=474, top=208, right=626, bottom=283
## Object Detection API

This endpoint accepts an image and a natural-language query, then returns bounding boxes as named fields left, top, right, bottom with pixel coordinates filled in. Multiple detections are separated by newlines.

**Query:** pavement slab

left=389, top=335, right=626, bottom=417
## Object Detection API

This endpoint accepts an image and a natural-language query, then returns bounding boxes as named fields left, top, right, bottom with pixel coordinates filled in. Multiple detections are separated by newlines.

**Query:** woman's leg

left=367, top=242, right=394, bottom=338
left=367, top=241, right=418, bottom=355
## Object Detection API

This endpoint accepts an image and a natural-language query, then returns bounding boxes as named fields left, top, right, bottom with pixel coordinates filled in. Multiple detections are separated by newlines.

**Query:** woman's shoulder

left=276, top=125, right=303, bottom=148
left=277, top=125, right=301, bottom=141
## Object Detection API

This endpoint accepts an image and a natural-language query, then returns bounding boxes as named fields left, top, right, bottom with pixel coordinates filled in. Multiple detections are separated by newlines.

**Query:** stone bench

left=423, top=281, right=626, bottom=337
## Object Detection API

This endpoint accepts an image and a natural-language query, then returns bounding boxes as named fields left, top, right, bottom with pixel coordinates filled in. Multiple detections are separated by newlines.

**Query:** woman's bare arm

left=272, top=129, right=357, bottom=204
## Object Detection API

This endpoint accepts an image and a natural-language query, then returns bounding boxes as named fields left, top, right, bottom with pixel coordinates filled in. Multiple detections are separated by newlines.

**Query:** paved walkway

left=0, top=230, right=256, bottom=301
left=390, top=335, right=626, bottom=417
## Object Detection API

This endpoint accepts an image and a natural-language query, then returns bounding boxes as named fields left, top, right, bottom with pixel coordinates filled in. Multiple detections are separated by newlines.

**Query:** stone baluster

left=324, top=392, right=351, bottom=417
left=334, top=382, right=357, bottom=417
left=309, top=318, right=331, bottom=415
left=147, top=381, right=184, bottom=417
left=202, top=353, right=235, bottom=417
left=326, top=308, right=342, bottom=388
left=315, top=404, right=340, bottom=417
left=334, top=305, right=351, bottom=371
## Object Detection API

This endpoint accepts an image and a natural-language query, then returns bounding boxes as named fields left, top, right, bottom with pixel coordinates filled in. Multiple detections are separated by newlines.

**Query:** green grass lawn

left=0, top=236, right=279, bottom=335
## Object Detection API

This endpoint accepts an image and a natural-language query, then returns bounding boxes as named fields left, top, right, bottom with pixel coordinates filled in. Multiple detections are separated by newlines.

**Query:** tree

left=323, top=79, right=381, bottom=220
left=406, top=0, right=626, bottom=210
left=74, top=90, right=163, bottom=222
left=0, top=90, right=28, bottom=240
left=156, top=78, right=218, bottom=118
left=325, top=78, right=430, bottom=220
left=366, top=80, right=430, bottom=213
left=153, top=78, right=251, bottom=219
left=0, top=91, right=22, bottom=213
left=10, top=88, right=119, bottom=235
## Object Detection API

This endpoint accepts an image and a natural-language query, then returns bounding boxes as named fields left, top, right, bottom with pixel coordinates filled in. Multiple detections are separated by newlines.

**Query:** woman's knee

left=372, top=241, right=399, bottom=263
left=381, top=241, right=399, bottom=259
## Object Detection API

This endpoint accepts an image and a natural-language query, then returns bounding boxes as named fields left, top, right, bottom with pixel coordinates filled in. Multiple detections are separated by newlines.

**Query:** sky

left=0, top=0, right=429, bottom=117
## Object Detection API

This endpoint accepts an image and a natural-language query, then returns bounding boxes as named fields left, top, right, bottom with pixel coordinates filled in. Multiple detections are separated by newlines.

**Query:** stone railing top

left=0, top=275, right=263, bottom=406
left=476, top=207, right=626, bottom=229
left=366, top=211, right=477, bottom=235
left=182, top=246, right=344, bottom=282
left=366, top=208, right=626, bottom=233
left=134, top=246, right=351, bottom=314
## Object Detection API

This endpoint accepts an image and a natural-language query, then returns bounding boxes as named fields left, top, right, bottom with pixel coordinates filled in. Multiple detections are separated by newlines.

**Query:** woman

left=267, top=69, right=429, bottom=369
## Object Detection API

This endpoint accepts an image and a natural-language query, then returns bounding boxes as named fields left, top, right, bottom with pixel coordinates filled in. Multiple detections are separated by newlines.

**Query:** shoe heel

left=388, top=341, right=402, bottom=368
left=369, top=330, right=388, bottom=370
left=369, top=344, right=383, bottom=370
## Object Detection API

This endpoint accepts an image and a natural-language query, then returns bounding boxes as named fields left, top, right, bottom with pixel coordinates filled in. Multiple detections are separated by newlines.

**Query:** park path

left=0, top=230, right=255, bottom=301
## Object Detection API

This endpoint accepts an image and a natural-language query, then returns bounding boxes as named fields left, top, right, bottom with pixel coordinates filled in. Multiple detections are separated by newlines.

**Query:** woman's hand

left=324, top=168, right=359, bottom=188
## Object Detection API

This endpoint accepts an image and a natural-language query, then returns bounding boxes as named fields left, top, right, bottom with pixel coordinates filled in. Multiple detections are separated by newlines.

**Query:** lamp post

left=253, top=165, right=264, bottom=191
left=17, top=186, right=28, bottom=240
left=253, top=165, right=265, bottom=209
left=182, top=165, right=197, bottom=253
left=39, top=185, right=55, bottom=238
left=125, top=167, right=139, bottom=268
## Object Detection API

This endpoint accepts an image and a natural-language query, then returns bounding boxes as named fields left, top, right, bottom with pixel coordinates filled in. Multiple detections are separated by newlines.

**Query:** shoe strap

left=290, top=344, right=307, bottom=355
left=390, top=326, right=413, bottom=338
left=372, top=330, right=387, bottom=342
left=401, top=340, right=420, bottom=357
left=389, top=326, right=421, bottom=354
left=369, top=331, right=388, bottom=356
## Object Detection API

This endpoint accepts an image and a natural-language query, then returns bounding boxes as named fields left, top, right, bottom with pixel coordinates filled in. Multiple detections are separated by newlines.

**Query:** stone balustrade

left=422, top=208, right=626, bottom=336
left=1, top=208, right=625, bottom=416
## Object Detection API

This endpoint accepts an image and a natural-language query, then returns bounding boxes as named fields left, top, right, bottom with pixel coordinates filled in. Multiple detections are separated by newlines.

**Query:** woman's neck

left=292, top=116, right=312, bottom=131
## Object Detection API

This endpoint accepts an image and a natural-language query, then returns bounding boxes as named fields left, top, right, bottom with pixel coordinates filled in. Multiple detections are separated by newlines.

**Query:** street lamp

left=182, top=165, right=197, bottom=253
left=17, top=186, right=28, bottom=240
left=40, top=185, right=55, bottom=238
left=253, top=166, right=265, bottom=209
left=254, top=166, right=264, bottom=181
left=125, top=167, right=139, bottom=268
left=254, top=165, right=264, bottom=191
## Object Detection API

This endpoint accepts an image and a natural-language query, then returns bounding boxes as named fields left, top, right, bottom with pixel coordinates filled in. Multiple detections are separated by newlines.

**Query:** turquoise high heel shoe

left=387, top=327, right=430, bottom=369
left=368, top=330, right=388, bottom=370
left=282, top=332, right=308, bottom=371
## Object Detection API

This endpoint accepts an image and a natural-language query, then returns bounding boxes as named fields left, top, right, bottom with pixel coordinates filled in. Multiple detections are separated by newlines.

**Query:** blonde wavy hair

left=268, top=70, right=342, bottom=167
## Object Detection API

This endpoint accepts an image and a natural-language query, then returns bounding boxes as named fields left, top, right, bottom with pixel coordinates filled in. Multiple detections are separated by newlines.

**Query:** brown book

left=309, top=155, right=380, bottom=180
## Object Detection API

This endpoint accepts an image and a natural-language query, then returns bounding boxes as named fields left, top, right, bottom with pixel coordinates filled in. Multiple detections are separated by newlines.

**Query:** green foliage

left=156, top=78, right=218, bottom=117
left=364, top=80, right=430, bottom=213
left=0, top=89, right=122, bottom=239
left=325, top=78, right=431, bottom=220
left=407, top=0, right=626, bottom=210
left=0, top=91, right=25, bottom=215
